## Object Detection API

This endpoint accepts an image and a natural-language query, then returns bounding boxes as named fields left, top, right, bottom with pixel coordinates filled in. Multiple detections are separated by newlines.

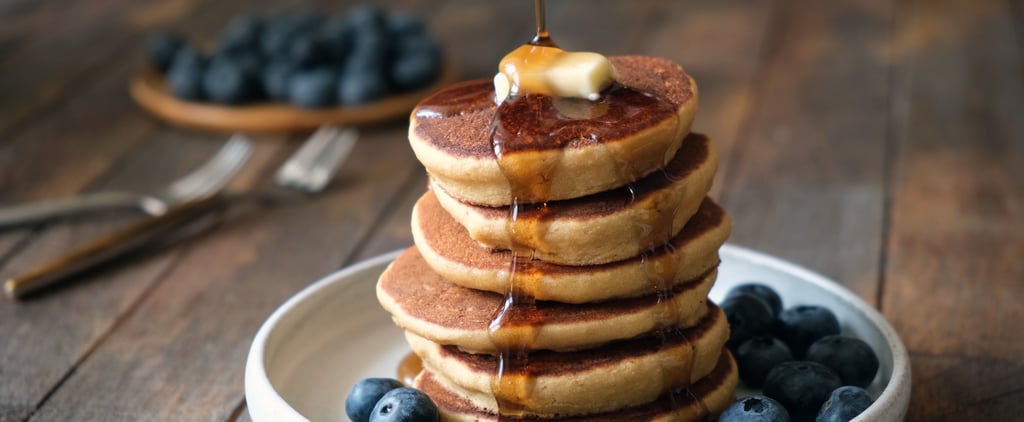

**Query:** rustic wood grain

left=715, top=0, right=894, bottom=304
left=884, top=0, right=1024, bottom=419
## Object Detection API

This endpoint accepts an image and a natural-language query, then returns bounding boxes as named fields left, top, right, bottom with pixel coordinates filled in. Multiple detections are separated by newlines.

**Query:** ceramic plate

left=245, top=244, right=910, bottom=421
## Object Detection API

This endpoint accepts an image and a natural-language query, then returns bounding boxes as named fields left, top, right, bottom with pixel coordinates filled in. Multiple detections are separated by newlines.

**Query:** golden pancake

left=409, top=56, right=698, bottom=206
left=414, top=350, right=738, bottom=421
left=414, top=193, right=730, bottom=303
left=377, top=247, right=716, bottom=353
left=405, top=305, right=729, bottom=416
left=431, top=133, right=718, bottom=265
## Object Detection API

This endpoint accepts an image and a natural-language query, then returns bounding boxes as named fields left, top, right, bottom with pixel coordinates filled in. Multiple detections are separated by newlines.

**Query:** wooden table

left=1, top=0, right=1021, bottom=420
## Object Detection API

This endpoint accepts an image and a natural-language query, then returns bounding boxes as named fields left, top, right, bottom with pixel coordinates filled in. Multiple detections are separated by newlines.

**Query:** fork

left=4, top=126, right=358, bottom=300
left=0, top=134, right=253, bottom=230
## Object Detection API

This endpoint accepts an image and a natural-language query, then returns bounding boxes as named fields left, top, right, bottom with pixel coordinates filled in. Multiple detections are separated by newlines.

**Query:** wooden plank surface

left=884, top=0, right=1024, bottom=419
left=715, top=0, right=893, bottom=303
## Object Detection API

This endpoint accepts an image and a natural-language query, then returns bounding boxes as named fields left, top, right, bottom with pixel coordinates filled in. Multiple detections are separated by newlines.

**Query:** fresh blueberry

left=389, top=42, right=441, bottom=91
left=346, top=4, right=388, bottom=32
left=735, top=336, right=794, bottom=388
left=386, top=12, right=427, bottom=38
left=318, top=17, right=354, bottom=64
left=720, top=394, right=792, bottom=422
left=202, top=56, right=261, bottom=104
left=216, top=14, right=263, bottom=55
left=806, top=335, right=879, bottom=388
left=286, top=32, right=330, bottom=69
left=816, top=386, right=873, bottom=422
left=722, top=293, right=775, bottom=349
left=763, top=361, right=842, bottom=422
left=337, top=65, right=389, bottom=105
left=370, top=387, right=439, bottom=422
left=260, top=16, right=299, bottom=58
left=288, top=68, right=337, bottom=108
left=145, top=30, right=186, bottom=72
left=728, top=283, right=783, bottom=318
left=261, top=60, right=295, bottom=102
left=166, top=45, right=207, bottom=100
left=345, top=378, right=405, bottom=422
left=775, top=305, right=840, bottom=358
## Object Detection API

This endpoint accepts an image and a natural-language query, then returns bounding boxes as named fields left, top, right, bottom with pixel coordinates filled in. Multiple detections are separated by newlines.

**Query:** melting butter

left=494, top=44, right=615, bottom=103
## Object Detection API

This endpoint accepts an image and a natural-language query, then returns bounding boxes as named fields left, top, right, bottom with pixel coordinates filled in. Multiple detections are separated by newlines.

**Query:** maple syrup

left=397, top=352, right=424, bottom=387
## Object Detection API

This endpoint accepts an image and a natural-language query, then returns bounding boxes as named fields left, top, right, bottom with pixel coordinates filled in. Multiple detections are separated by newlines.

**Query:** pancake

left=406, top=305, right=729, bottom=417
left=377, top=247, right=716, bottom=353
left=415, top=349, right=738, bottom=421
left=414, top=193, right=730, bottom=303
left=410, top=56, right=699, bottom=206
left=432, top=133, right=718, bottom=265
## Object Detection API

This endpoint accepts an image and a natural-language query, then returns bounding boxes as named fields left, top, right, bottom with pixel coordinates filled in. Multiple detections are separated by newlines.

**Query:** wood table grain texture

left=1, top=0, right=1021, bottom=421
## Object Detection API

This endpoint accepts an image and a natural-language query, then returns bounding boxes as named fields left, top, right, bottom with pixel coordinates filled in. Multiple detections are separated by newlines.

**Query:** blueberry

left=735, top=337, right=794, bottom=388
left=337, top=66, right=389, bottom=105
left=145, top=30, right=186, bottom=72
left=763, top=361, right=842, bottom=422
left=319, top=19, right=354, bottom=64
left=720, top=395, right=792, bottom=422
left=775, top=305, right=840, bottom=358
left=288, top=68, right=337, bottom=108
left=386, top=12, right=427, bottom=38
left=216, top=14, right=263, bottom=55
left=202, top=56, right=261, bottom=104
left=166, top=45, right=207, bottom=100
left=345, top=378, right=405, bottom=422
left=260, top=16, right=299, bottom=58
left=286, top=32, right=330, bottom=69
left=816, top=386, right=873, bottom=422
left=728, top=283, right=783, bottom=318
left=370, top=387, right=439, bottom=422
left=722, top=293, right=775, bottom=349
left=346, top=4, right=388, bottom=31
left=806, top=335, right=879, bottom=388
left=389, top=44, right=441, bottom=91
left=261, top=60, right=295, bottom=102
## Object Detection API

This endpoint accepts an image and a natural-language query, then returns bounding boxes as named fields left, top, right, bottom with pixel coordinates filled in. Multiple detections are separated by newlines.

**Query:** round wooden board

left=129, top=64, right=458, bottom=134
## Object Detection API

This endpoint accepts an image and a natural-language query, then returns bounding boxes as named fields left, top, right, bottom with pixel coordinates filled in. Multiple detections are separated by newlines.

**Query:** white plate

left=245, top=244, right=910, bottom=422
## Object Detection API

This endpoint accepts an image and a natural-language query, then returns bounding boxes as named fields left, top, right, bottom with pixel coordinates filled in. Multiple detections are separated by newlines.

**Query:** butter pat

left=495, top=44, right=615, bottom=102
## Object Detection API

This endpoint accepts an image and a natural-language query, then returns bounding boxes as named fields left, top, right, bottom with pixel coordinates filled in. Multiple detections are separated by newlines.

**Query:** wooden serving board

left=129, top=64, right=458, bottom=133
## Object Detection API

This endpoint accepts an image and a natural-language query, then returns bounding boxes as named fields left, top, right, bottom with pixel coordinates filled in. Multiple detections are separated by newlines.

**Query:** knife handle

left=4, top=195, right=226, bottom=300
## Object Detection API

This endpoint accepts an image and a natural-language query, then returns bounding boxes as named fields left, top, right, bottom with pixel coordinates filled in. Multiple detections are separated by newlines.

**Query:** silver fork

left=0, top=134, right=253, bottom=230
left=4, top=126, right=358, bottom=299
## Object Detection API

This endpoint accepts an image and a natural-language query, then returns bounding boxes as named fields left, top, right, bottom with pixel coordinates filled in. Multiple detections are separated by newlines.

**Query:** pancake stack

left=377, top=55, right=737, bottom=421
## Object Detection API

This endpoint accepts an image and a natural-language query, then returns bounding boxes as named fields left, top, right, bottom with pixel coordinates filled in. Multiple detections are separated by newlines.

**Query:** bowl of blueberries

left=133, top=5, right=456, bottom=133
left=710, top=244, right=911, bottom=422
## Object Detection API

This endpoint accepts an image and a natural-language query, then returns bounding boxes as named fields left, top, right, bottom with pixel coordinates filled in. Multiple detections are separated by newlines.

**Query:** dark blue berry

left=370, top=387, right=439, bottom=422
left=815, top=386, right=873, bottom=422
left=260, top=16, right=299, bottom=58
left=286, top=33, right=330, bottom=69
left=216, top=14, right=263, bottom=55
left=722, top=293, right=775, bottom=349
left=345, top=378, right=405, bottom=422
left=735, top=337, right=794, bottom=388
left=261, top=60, right=295, bottom=102
left=166, top=45, right=207, bottom=100
left=145, top=30, right=186, bottom=72
left=202, top=56, right=261, bottom=104
left=338, top=65, right=389, bottom=105
left=806, top=335, right=879, bottom=388
left=775, top=305, right=840, bottom=358
left=728, top=283, right=784, bottom=318
left=346, top=4, right=388, bottom=31
left=386, top=12, right=427, bottom=38
left=763, top=361, right=842, bottom=422
left=389, top=42, right=441, bottom=91
left=720, top=395, right=792, bottom=422
left=288, top=68, right=338, bottom=108
left=318, top=17, right=354, bottom=64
